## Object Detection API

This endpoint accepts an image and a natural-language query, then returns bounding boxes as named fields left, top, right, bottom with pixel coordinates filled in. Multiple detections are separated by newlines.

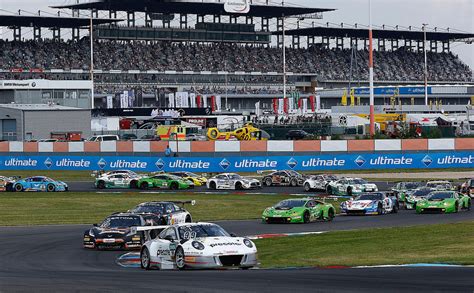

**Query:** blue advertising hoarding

left=353, top=86, right=432, bottom=96
left=0, top=152, right=472, bottom=172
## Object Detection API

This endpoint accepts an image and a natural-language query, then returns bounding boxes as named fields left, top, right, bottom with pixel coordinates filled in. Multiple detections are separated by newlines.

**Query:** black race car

left=261, top=170, right=306, bottom=187
left=128, top=201, right=194, bottom=225
left=83, top=213, right=157, bottom=250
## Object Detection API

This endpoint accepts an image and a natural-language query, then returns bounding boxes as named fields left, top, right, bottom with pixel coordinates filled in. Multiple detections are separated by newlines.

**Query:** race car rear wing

left=256, top=170, right=277, bottom=175
left=170, top=200, right=196, bottom=207
left=132, top=225, right=170, bottom=242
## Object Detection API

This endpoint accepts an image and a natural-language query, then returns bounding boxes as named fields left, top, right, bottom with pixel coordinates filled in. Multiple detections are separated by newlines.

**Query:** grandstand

left=0, top=0, right=473, bottom=111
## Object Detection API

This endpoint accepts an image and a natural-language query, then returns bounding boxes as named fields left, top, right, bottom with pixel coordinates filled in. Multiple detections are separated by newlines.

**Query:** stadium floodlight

left=368, top=0, right=375, bottom=136
left=422, top=23, right=429, bottom=106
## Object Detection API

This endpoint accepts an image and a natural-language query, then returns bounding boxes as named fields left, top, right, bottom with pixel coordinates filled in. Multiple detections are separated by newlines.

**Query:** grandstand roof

left=274, top=26, right=474, bottom=42
left=52, top=0, right=335, bottom=18
left=0, top=15, right=121, bottom=28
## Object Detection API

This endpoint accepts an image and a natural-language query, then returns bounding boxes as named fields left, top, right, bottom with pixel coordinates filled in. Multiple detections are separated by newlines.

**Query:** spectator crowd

left=1, top=38, right=472, bottom=82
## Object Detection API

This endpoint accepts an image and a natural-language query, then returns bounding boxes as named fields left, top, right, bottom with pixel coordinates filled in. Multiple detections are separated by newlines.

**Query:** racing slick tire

left=209, top=181, right=217, bottom=190
left=140, top=182, right=149, bottom=190
left=170, top=182, right=179, bottom=190
left=97, top=181, right=106, bottom=190
left=235, top=182, right=243, bottom=190
left=290, top=178, right=298, bottom=187
left=175, top=247, right=186, bottom=270
left=47, top=184, right=55, bottom=192
left=392, top=203, right=399, bottom=214
left=130, top=180, right=138, bottom=189
left=347, top=187, right=353, bottom=197
left=455, top=202, right=459, bottom=213
left=327, top=209, right=335, bottom=221
left=303, top=211, right=310, bottom=223
left=140, top=247, right=151, bottom=270
left=326, top=186, right=332, bottom=195
left=264, top=178, right=273, bottom=187
left=304, top=183, right=312, bottom=192
left=14, top=184, right=23, bottom=192
left=377, top=204, right=383, bottom=215
left=467, top=200, right=471, bottom=211
left=185, top=215, right=192, bottom=223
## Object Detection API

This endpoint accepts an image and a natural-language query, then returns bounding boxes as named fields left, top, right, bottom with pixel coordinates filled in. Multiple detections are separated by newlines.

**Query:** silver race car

left=206, top=173, right=261, bottom=190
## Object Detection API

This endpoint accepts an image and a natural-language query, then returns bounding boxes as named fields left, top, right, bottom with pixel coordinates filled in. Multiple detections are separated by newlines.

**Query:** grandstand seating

left=0, top=38, right=472, bottom=82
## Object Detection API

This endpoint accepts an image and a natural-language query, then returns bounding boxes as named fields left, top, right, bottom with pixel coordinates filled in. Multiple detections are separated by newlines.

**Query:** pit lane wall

left=0, top=138, right=472, bottom=172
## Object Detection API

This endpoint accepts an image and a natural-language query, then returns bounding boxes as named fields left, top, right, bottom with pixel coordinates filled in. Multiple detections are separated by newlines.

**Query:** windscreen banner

left=0, top=152, right=472, bottom=172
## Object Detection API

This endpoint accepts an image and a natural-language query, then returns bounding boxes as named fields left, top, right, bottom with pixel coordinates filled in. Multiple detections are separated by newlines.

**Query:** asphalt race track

left=1, top=210, right=473, bottom=292
left=66, top=181, right=393, bottom=194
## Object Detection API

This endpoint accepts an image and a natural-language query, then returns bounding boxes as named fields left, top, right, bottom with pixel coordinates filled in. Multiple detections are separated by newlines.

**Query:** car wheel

left=392, top=203, right=399, bottom=214
left=377, top=204, right=383, bottom=215
left=327, top=209, right=335, bottom=221
left=467, top=200, right=471, bottom=211
left=140, top=247, right=151, bottom=270
left=209, top=181, right=217, bottom=190
left=303, top=211, right=310, bottom=223
left=304, top=183, right=311, bottom=192
left=130, top=180, right=138, bottom=189
left=140, top=182, right=149, bottom=190
left=175, top=247, right=186, bottom=270
left=97, top=181, right=105, bottom=189
left=455, top=202, right=459, bottom=213
left=290, top=179, right=298, bottom=187
left=170, top=182, right=178, bottom=190
left=14, top=184, right=23, bottom=192
left=47, top=184, right=55, bottom=192
left=264, top=178, right=273, bottom=187
left=347, top=187, right=353, bottom=197
left=235, top=182, right=243, bottom=190
left=326, top=186, right=332, bottom=195
left=185, top=216, right=192, bottom=223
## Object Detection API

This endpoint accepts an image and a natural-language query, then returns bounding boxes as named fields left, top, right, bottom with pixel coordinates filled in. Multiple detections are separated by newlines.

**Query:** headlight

left=192, top=241, right=205, bottom=250
left=243, top=239, right=253, bottom=248
left=444, top=202, right=450, bottom=206
left=89, top=229, right=94, bottom=237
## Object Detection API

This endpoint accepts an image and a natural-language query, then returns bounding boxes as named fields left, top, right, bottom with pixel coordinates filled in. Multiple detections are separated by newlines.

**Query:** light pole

left=423, top=23, right=429, bottom=106
left=90, top=10, right=95, bottom=109
left=368, top=0, right=375, bottom=136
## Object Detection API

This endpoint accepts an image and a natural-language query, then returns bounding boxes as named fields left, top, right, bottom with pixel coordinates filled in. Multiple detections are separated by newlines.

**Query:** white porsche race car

left=139, top=222, right=258, bottom=270
left=206, top=173, right=261, bottom=190
left=326, top=177, right=378, bottom=196
left=303, top=174, right=339, bottom=192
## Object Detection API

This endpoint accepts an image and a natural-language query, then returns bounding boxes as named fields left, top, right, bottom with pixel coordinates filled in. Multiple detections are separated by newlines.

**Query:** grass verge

left=0, top=192, right=342, bottom=226
left=256, top=221, right=474, bottom=268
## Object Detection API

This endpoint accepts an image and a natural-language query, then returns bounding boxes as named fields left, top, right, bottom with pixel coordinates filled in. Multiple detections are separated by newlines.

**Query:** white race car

left=139, top=222, right=258, bottom=270
left=340, top=192, right=399, bottom=215
left=327, top=178, right=378, bottom=196
left=206, top=173, right=261, bottom=190
left=303, top=174, right=339, bottom=192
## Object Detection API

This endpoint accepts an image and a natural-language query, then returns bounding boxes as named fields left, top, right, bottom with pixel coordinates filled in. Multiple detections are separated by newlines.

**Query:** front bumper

left=262, top=215, right=302, bottom=224
left=184, top=253, right=258, bottom=269
left=341, top=208, right=379, bottom=215
left=83, top=236, right=142, bottom=250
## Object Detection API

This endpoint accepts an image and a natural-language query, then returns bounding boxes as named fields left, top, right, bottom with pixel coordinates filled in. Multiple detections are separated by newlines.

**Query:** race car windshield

left=412, top=188, right=433, bottom=197
left=178, top=224, right=230, bottom=239
left=356, top=193, right=383, bottom=201
left=228, top=174, right=242, bottom=180
left=287, top=170, right=300, bottom=177
left=324, top=175, right=338, bottom=180
left=168, top=175, right=183, bottom=180
left=426, top=182, right=451, bottom=189
left=274, top=200, right=306, bottom=209
left=185, top=172, right=199, bottom=177
left=101, top=216, right=141, bottom=228
left=427, top=192, right=453, bottom=200
left=403, top=182, right=421, bottom=190
left=130, top=205, right=164, bottom=214
left=351, top=179, right=368, bottom=184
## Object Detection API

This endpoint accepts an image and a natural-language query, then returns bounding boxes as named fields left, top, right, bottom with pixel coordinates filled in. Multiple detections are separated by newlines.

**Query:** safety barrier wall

left=0, top=138, right=472, bottom=153
left=0, top=138, right=472, bottom=172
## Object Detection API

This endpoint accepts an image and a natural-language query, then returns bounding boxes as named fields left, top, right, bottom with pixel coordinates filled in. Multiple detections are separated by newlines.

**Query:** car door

left=306, top=200, right=318, bottom=220
left=31, top=177, right=46, bottom=191
left=153, top=176, right=168, bottom=188
left=382, top=195, right=392, bottom=211
left=113, top=175, right=126, bottom=188
left=215, top=175, right=229, bottom=189
left=272, top=172, right=283, bottom=185
left=156, top=228, right=179, bottom=261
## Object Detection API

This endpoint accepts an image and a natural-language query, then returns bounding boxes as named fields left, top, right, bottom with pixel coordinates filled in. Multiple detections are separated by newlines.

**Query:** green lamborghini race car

left=416, top=191, right=471, bottom=214
left=262, top=198, right=336, bottom=224
left=137, top=174, right=193, bottom=190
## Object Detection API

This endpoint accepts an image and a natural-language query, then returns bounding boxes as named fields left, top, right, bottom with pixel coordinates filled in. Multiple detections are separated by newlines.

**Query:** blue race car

left=13, top=176, right=68, bottom=192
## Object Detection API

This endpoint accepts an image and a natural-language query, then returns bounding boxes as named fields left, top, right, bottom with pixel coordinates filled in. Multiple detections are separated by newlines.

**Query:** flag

left=341, top=89, right=348, bottom=106
left=273, top=98, right=278, bottom=114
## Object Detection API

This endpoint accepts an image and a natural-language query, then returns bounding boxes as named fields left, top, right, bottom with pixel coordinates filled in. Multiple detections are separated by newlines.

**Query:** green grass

left=256, top=221, right=474, bottom=268
left=0, top=192, right=342, bottom=226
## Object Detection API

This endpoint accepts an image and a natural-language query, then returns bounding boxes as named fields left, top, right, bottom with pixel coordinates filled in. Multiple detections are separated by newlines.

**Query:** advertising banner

left=0, top=152, right=472, bottom=172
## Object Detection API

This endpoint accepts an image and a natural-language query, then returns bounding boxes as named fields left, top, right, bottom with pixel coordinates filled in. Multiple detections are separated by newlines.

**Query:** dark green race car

left=137, top=174, right=193, bottom=190
left=262, top=198, right=336, bottom=224
left=416, top=191, right=471, bottom=214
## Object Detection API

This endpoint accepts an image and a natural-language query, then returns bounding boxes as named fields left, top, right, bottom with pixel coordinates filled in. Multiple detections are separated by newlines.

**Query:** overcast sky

left=1, top=0, right=473, bottom=69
